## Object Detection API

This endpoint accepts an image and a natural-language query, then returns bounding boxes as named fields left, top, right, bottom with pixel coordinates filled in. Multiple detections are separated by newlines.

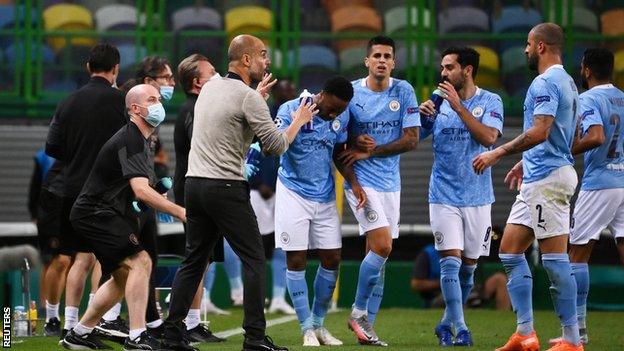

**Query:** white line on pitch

left=214, top=315, right=299, bottom=339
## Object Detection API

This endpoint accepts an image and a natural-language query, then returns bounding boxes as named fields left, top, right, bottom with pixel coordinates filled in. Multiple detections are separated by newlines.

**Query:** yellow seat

left=43, top=4, right=95, bottom=52
left=615, top=50, right=624, bottom=89
left=331, top=5, right=381, bottom=52
left=602, top=9, right=624, bottom=51
left=225, top=6, right=272, bottom=41
left=472, top=45, right=499, bottom=73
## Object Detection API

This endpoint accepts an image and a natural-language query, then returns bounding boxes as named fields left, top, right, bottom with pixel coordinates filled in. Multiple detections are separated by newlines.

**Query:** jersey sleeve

left=401, top=83, right=421, bottom=129
left=336, top=112, right=349, bottom=144
left=482, top=94, right=504, bottom=135
left=578, top=94, right=603, bottom=134
left=275, top=101, right=293, bottom=132
left=532, top=77, right=559, bottom=118
left=120, top=135, right=151, bottom=180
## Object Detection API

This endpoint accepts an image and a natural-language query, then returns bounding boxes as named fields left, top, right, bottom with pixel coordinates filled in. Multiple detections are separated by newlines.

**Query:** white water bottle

left=299, top=89, right=314, bottom=133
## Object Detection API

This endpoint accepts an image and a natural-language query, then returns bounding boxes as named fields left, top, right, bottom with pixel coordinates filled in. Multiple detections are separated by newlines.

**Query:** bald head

left=125, top=84, right=158, bottom=109
left=228, top=35, right=263, bottom=62
left=530, top=23, right=564, bottom=53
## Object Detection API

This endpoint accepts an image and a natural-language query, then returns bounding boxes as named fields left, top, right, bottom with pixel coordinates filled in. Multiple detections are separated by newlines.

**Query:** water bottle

left=29, top=300, right=37, bottom=333
left=13, top=306, right=27, bottom=337
left=245, top=142, right=262, bottom=167
left=299, top=89, right=314, bottom=133
left=133, top=177, right=173, bottom=213
left=420, top=88, right=445, bottom=129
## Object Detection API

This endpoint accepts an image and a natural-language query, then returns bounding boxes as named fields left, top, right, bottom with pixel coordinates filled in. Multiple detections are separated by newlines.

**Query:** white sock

left=129, top=328, right=146, bottom=341
left=146, top=319, right=163, bottom=329
left=46, top=301, right=59, bottom=322
left=185, top=309, right=200, bottom=330
left=351, top=307, right=367, bottom=319
left=102, top=303, right=121, bottom=321
left=73, top=323, right=93, bottom=336
left=64, top=306, right=79, bottom=330
left=88, top=293, right=95, bottom=306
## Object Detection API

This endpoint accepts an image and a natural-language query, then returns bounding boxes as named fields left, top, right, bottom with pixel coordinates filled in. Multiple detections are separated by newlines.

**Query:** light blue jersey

left=522, top=65, right=578, bottom=183
left=276, top=98, right=349, bottom=203
left=578, top=84, right=624, bottom=191
left=422, top=88, right=504, bottom=206
left=345, top=78, right=420, bottom=192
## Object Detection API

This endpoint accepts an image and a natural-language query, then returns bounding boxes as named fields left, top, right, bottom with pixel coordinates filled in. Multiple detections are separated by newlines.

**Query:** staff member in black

left=60, top=84, right=186, bottom=350
left=163, top=35, right=316, bottom=351
left=45, top=43, right=126, bottom=335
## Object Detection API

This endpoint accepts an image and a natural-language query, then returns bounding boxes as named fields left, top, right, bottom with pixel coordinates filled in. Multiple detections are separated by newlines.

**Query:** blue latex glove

left=244, top=163, right=259, bottom=181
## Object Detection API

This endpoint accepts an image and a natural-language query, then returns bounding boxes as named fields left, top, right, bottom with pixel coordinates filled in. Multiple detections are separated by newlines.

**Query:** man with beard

left=274, top=76, right=361, bottom=347
left=162, top=34, right=315, bottom=351
left=547, top=48, right=624, bottom=347
left=337, top=35, right=420, bottom=347
left=418, top=46, right=504, bottom=347
left=473, top=23, right=582, bottom=351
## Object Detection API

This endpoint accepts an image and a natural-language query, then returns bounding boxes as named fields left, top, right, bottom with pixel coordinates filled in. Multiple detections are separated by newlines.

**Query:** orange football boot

left=495, top=331, right=540, bottom=351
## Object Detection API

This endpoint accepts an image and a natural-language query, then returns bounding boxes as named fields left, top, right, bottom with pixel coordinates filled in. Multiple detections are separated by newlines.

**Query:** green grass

left=10, top=308, right=624, bottom=350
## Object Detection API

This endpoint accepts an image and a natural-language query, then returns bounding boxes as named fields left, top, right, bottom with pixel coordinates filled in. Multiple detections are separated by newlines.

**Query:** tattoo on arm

left=499, top=115, right=553, bottom=156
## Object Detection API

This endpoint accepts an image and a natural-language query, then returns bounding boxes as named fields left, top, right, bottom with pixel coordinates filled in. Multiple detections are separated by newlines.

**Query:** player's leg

left=285, top=250, right=317, bottom=345
left=266, top=233, right=294, bottom=314
left=89, top=261, right=101, bottom=307
left=64, top=252, right=96, bottom=332
left=96, top=270, right=128, bottom=341
left=223, top=239, right=244, bottom=306
left=43, top=254, right=70, bottom=335
left=482, top=272, right=511, bottom=310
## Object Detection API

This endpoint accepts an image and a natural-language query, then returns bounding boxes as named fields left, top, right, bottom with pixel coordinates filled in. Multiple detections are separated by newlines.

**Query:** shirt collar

left=544, top=64, right=564, bottom=74
left=592, top=83, right=615, bottom=90
left=226, top=71, right=245, bottom=83
left=360, top=77, right=394, bottom=89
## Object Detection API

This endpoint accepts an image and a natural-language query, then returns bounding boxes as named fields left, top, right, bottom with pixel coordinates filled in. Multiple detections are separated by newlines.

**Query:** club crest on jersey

left=332, top=119, right=341, bottom=132
left=434, top=231, right=444, bottom=244
left=472, top=106, right=484, bottom=117
left=280, top=232, right=290, bottom=244
left=366, top=210, right=379, bottom=223
left=389, top=100, right=400, bottom=112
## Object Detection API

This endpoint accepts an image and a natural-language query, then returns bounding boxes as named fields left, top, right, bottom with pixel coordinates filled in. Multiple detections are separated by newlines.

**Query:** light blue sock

left=499, top=253, right=534, bottom=335
left=286, top=270, right=313, bottom=332
left=224, top=239, right=243, bottom=290
left=542, top=253, right=580, bottom=345
left=204, top=262, right=216, bottom=292
left=367, top=266, right=385, bottom=326
left=354, top=251, right=387, bottom=311
left=272, top=248, right=287, bottom=299
left=571, top=263, right=589, bottom=329
left=440, top=256, right=467, bottom=333
left=311, top=266, right=337, bottom=328
left=459, top=263, right=477, bottom=304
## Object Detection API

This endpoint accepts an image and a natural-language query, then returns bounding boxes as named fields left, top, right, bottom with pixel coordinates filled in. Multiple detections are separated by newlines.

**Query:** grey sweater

left=187, top=76, right=289, bottom=180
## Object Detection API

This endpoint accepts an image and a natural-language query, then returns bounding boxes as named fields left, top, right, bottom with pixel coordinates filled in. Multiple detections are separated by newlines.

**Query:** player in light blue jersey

left=473, top=23, right=582, bottom=351
left=336, top=35, right=420, bottom=346
left=546, top=48, right=624, bottom=348
left=419, top=46, right=504, bottom=347
left=274, top=77, right=367, bottom=347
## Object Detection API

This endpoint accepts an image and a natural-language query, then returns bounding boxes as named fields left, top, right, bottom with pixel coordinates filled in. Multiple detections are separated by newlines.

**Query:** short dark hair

left=583, top=48, right=614, bottom=81
left=178, top=54, right=209, bottom=95
left=441, top=46, right=480, bottom=79
left=366, top=35, right=395, bottom=57
left=135, top=56, right=172, bottom=82
left=323, top=76, right=354, bottom=102
left=87, top=43, right=120, bottom=73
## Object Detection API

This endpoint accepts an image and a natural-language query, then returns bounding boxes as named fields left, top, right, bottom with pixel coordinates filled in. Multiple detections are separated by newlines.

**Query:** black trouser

left=164, top=178, right=266, bottom=342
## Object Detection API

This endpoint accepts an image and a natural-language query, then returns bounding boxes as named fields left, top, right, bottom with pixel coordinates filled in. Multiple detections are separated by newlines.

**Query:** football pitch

left=9, top=308, right=623, bottom=350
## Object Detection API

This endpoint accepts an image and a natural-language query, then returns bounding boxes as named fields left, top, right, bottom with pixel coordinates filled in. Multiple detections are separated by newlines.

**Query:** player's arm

left=45, top=108, right=66, bottom=160
left=410, top=252, right=440, bottom=292
left=339, top=127, right=419, bottom=166
left=411, top=278, right=441, bottom=292
left=572, top=124, right=605, bottom=155
left=472, top=115, right=554, bottom=174
left=438, top=81, right=499, bottom=147
left=333, top=143, right=366, bottom=209
left=129, top=177, right=186, bottom=222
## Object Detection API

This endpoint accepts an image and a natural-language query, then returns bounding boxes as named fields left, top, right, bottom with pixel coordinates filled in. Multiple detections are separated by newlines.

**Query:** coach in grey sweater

left=163, top=35, right=315, bottom=351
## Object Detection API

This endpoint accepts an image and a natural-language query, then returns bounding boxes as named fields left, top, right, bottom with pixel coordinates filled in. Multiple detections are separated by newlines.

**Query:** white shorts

left=274, top=180, right=342, bottom=251
left=345, top=187, right=400, bottom=239
left=570, top=188, right=624, bottom=245
left=429, top=204, right=492, bottom=259
left=507, top=165, right=578, bottom=239
left=250, top=190, right=275, bottom=236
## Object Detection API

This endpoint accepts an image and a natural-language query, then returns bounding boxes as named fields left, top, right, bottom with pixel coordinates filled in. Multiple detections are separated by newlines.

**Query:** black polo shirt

left=71, top=122, right=155, bottom=221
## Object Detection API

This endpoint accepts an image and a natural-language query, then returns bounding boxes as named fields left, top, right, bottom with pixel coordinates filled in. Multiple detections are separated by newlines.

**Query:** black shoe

left=59, top=329, right=113, bottom=350
left=60, top=328, right=69, bottom=340
left=186, top=324, right=226, bottom=343
left=44, top=317, right=61, bottom=336
left=96, top=317, right=129, bottom=338
left=123, top=330, right=167, bottom=350
left=243, top=335, right=288, bottom=351
left=93, top=326, right=126, bottom=345
left=162, top=338, right=199, bottom=351
left=147, top=324, right=165, bottom=340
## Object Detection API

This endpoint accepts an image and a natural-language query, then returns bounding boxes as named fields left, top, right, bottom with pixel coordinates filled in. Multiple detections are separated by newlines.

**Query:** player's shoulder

left=478, top=88, right=503, bottom=103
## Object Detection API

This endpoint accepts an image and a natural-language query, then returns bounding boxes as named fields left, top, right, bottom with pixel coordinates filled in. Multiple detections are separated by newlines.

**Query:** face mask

left=141, top=103, right=166, bottom=127
left=210, top=72, right=221, bottom=81
left=160, top=86, right=174, bottom=100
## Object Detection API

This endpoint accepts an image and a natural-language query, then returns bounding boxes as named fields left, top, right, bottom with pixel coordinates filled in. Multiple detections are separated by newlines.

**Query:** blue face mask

left=159, top=86, right=174, bottom=100
left=142, top=103, right=166, bottom=127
